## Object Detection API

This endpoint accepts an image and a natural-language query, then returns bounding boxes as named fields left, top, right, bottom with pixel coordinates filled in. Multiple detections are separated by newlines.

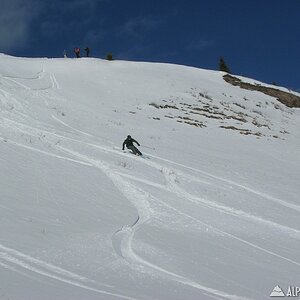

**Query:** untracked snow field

left=0, top=54, right=299, bottom=299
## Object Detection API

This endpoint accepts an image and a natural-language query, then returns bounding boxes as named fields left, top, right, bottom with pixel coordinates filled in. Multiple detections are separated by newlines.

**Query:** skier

left=74, top=47, right=80, bottom=58
left=122, top=135, right=142, bottom=156
left=84, top=47, right=90, bottom=57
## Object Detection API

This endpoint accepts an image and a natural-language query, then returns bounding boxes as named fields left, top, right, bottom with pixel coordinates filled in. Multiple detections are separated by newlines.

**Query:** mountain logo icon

left=270, top=285, right=285, bottom=297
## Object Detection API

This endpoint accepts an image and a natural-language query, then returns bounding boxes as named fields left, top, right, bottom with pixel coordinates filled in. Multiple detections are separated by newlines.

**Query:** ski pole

left=141, top=145, right=155, bottom=150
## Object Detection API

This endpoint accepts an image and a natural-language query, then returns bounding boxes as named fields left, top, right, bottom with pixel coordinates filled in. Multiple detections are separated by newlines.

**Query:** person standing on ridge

left=74, top=47, right=80, bottom=58
left=122, top=135, right=142, bottom=156
left=84, top=47, right=90, bottom=57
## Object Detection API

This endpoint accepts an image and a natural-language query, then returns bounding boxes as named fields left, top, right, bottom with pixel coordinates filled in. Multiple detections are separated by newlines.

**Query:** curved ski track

left=58, top=147, right=251, bottom=300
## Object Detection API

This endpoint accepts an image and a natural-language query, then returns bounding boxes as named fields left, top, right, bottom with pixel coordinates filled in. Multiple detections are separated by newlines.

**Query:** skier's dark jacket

left=122, top=136, right=140, bottom=150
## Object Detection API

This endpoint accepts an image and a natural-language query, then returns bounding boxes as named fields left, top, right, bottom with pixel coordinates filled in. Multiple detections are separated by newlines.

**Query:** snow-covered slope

left=0, top=54, right=299, bottom=300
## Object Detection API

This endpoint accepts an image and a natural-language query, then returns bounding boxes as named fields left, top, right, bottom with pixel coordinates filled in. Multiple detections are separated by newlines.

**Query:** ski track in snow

left=148, top=154, right=300, bottom=213
left=50, top=74, right=59, bottom=89
left=52, top=114, right=94, bottom=138
left=118, top=170, right=300, bottom=237
left=0, top=136, right=93, bottom=168
left=0, top=86, right=24, bottom=111
left=2, top=69, right=54, bottom=91
left=0, top=244, right=138, bottom=300
left=58, top=146, right=253, bottom=300
left=2, top=76, right=31, bottom=90
left=129, top=157, right=300, bottom=267
left=161, top=168, right=300, bottom=236
left=112, top=149, right=300, bottom=237
left=115, top=154, right=300, bottom=268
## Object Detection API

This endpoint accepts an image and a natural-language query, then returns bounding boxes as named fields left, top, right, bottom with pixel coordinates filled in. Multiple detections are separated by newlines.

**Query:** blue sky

left=0, top=0, right=299, bottom=91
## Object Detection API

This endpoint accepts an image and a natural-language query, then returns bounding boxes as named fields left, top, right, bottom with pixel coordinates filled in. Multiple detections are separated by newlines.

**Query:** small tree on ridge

left=219, top=57, right=231, bottom=73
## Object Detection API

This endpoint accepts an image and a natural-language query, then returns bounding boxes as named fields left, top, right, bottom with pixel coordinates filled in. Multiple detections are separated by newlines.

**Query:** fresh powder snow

left=0, top=53, right=299, bottom=300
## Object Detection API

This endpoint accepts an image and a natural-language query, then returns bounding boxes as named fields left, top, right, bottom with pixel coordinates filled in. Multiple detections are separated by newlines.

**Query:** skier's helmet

left=127, top=135, right=131, bottom=138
